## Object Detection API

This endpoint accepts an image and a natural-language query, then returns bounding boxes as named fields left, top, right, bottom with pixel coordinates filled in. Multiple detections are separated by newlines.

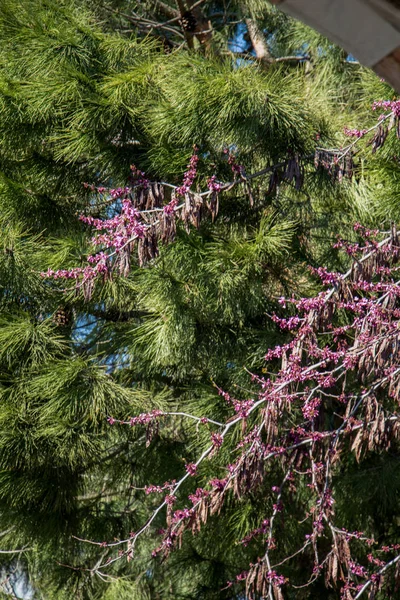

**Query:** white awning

left=273, top=0, right=400, bottom=66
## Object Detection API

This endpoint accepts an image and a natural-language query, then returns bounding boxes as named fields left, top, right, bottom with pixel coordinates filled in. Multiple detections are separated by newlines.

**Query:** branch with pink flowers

left=40, top=147, right=310, bottom=297
left=64, top=224, right=400, bottom=598
left=41, top=97, right=400, bottom=299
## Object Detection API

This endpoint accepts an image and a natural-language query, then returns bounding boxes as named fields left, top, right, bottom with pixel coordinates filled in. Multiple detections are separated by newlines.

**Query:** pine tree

left=0, top=1, right=398, bottom=598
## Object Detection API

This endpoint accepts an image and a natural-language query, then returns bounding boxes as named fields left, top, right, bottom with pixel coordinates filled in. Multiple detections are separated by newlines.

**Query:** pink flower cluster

left=130, top=164, right=149, bottom=188
left=207, top=175, right=222, bottom=193
left=266, top=570, right=286, bottom=585
left=163, top=197, right=178, bottom=214
left=309, top=266, right=339, bottom=285
left=372, top=99, right=400, bottom=117
left=171, top=507, right=193, bottom=523
left=188, top=488, right=209, bottom=505
left=83, top=198, right=145, bottom=251
left=353, top=222, right=379, bottom=238
left=185, top=463, right=197, bottom=476
left=232, top=398, right=254, bottom=418
left=42, top=265, right=102, bottom=280
left=225, top=149, right=244, bottom=175
left=381, top=544, right=400, bottom=552
left=42, top=198, right=145, bottom=282
left=348, top=561, right=368, bottom=578
left=344, top=127, right=368, bottom=138
left=333, top=238, right=361, bottom=256
left=164, top=494, right=177, bottom=506
left=211, top=432, right=223, bottom=449
left=176, top=146, right=199, bottom=196
left=302, top=396, right=321, bottom=420
left=367, top=554, right=386, bottom=567
left=239, top=519, right=270, bottom=547
left=107, top=410, right=163, bottom=427
left=271, top=313, right=302, bottom=331
left=209, top=477, right=228, bottom=490
left=144, top=481, right=176, bottom=495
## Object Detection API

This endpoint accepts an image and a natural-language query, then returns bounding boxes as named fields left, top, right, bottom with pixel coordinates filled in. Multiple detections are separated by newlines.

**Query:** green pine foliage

left=0, top=0, right=398, bottom=598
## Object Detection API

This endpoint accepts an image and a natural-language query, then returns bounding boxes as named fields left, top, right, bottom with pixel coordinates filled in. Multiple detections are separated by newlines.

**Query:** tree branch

left=245, top=18, right=271, bottom=63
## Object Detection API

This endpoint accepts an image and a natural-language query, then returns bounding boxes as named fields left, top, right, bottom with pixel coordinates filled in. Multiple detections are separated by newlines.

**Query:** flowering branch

left=41, top=92, right=400, bottom=596
left=64, top=223, right=400, bottom=599
left=353, top=553, right=400, bottom=599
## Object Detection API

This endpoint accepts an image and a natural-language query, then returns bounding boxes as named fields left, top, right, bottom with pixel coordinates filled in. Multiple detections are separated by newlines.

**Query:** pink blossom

left=344, top=126, right=368, bottom=138
left=207, top=175, right=222, bottom=193
left=176, top=146, right=199, bottom=196
left=211, top=432, right=223, bottom=449
left=185, top=463, right=198, bottom=476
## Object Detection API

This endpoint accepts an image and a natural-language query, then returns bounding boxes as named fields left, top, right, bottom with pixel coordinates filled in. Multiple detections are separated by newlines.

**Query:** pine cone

left=53, top=306, right=72, bottom=327
left=180, top=11, right=197, bottom=33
